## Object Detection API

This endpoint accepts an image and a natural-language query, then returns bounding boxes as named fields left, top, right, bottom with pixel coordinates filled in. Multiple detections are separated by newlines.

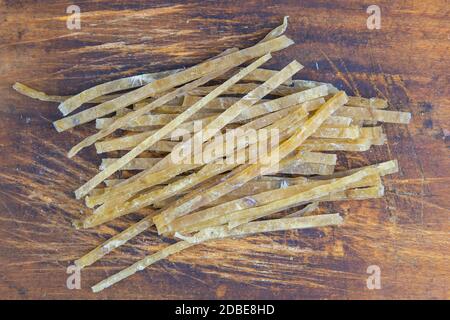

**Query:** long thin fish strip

left=73, top=55, right=272, bottom=197
left=69, top=54, right=271, bottom=157
left=155, top=91, right=348, bottom=232
left=91, top=213, right=342, bottom=292
left=170, top=171, right=381, bottom=234
left=95, top=61, right=304, bottom=204
left=58, top=69, right=182, bottom=116
left=53, top=36, right=294, bottom=132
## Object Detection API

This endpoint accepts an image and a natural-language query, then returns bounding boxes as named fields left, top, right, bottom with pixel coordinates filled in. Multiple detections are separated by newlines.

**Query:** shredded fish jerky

left=14, top=17, right=412, bottom=292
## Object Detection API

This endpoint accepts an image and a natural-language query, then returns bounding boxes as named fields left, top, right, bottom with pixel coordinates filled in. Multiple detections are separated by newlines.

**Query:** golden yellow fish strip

left=186, top=83, right=301, bottom=97
left=91, top=213, right=343, bottom=292
left=226, top=167, right=377, bottom=228
left=205, top=173, right=380, bottom=210
left=89, top=103, right=308, bottom=209
left=75, top=152, right=315, bottom=269
left=84, top=132, right=302, bottom=228
left=292, top=79, right=388, bottom=109
left=155, top=91, right=348, bottom=233
left=170, top=172, right=380, bottom=234
left=85, top=109, right=308, bottom=224
left=233, top=87, right=328, bottom=122
left=99, top=150, right=336, bottom=171
left=98, top=160, right=332, bottom=177
left=181, top=95, right=266, bottom=110
left=74, top=56, right=273, bottom=198
left=259, top=16, right=290, bottom=43
left=314, top=159, right=398, bottom=180
left=57, top=69, right=182, bottom=116
left=201, top=94, right=325, bottom=125
left=53, top=36, right=294, bottom=132
left=285, top=202, right=319, bottom=218
left=298, top=138, right=372, bottom=152
left=360, top=126, right=384, bottom=139
left=68, top=56, right=252, bottom=157
left=88, top=114, right=305, bottom=214
left=95, top=97, right=325, bottom=154
left=347, top=96, right=388, bottom=109
left=185, top=184, right=383, bottom=233
left=94, top=117, right=217, bottom=153
left=79, top=164, right=231, bottom=228
left=281, top=162, right=335, bottom=175
left=74, top=210, right=161, bottom=269
left=58, top=66, right=290, bottom=117
left=150, top=66, right=317, bottom=176
left=95, top=112, right=216, bottom=129
left=223, top=68, right=293, bottom=85
left=310, top=125, right=361, bottom=139
left=281, top=184, right=384, bottom=219
left=100, top=61, right=304, bottom=203
left=319, top=116, right=352, bottom=127
left=153, top=176, right=311, bottom=209
left=12, top=82, right=126, bottom=104
left=335, top=107, right=411, bottom=124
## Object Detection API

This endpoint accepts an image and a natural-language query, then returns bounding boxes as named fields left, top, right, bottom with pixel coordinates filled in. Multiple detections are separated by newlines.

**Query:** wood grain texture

left=0, top=0, right=449, bottom=299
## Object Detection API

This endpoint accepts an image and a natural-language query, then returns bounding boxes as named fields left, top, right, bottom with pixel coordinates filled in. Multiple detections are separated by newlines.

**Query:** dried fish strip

left=16, top=16, right=415, bottom=294
left=96, top=97, right=323, bottom=154
left=203, top=174, right=381, bottom=211
left=99, top=150, right=336, bottom=171
left=58, top=63, right=283, bottom=116
left=58, top=69, right=182, bottom=116
left=278, top=184, right=384, bottom=219
left=95, top=112, right=216, bottom=129
left=292, top=80, right=387, bottom=109
left=181, top=95, right=268, bottom=110
left=85, top=109, right=308, bottom=222
left=226, top=167, right=377, bottom=228
left=280, top=162, right=335, bottom=175
left=94, top=117, right=217, bottom=153
left=233, top=86, right=328, bottom=122
left=105, top=60, right=303, bottom=201
left=73, top=56, right=273, bottom=198
left=13, top=83, right=73, bottom=103
left=12, top=82, right=133, bottom=104
left=155, top=92, right=348, bottom=233
left=285, top=202, right=319, bottom=218
left=53, top=36, right=294, bottom=132
left=223, top=68, right=293, bottom=85
left=360, top=126, right=384, bottom=139
left=168, top=170, right=380, bottom=234
left=314, top=159, right=398, bottom=180
left=319, top=116, right=352, bottom=126
left=79, top=164, right=234, bottom=228
left=187, top=83, right=301, bottom=97
left=99, top=158, right=162, bottom=171
left=153, top=176, right=311, bottom=209
left=74, top=210, right=161, bottom=269
left=68, top=54, right=263, bottom=157
left=91, top=213, right=342, bottom=292
left=89, top=102, right=308, bottom=210
left=259, top=16, right=290, bottom=43
left=98, top=158, right=332, bottom=176
left=347, top=96, right=388, bottom=109
left=334, top=107, right=411, bottom=124
left=299, top=138, right=372, bottom=152
left=292, top=79, right=338, bottom=94
left=311, top=125, right=360, bottom=139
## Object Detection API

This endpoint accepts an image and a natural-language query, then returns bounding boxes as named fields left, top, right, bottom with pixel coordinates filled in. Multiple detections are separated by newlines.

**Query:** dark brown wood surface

left=0, top=0, right=448, bottom=299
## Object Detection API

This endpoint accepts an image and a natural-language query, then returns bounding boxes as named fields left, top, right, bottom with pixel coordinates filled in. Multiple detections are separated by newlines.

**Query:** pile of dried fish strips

left=14, top=17, right=411, bottom=292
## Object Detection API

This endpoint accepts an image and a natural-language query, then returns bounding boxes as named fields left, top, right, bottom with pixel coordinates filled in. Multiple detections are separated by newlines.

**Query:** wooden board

left=0, top=0, right=448, bottom=299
